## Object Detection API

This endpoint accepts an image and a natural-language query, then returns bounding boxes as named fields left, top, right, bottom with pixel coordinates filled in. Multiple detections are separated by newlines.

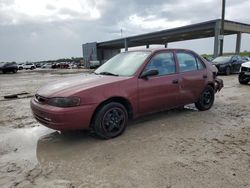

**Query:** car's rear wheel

left=238, top=73, right=249, bottom=84
left=92, top=102, right=128, bottom=139
left=12, top=69, right=17, bottom=73
left=225, top=66, right=231, bottom=75
left=195, top=85, right=215, bottom=111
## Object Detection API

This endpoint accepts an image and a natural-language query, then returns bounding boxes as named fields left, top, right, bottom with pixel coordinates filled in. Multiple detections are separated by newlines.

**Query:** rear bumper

left=30, top=98, right=96, bottom=131
left=215, top=78, right=224, bottom=92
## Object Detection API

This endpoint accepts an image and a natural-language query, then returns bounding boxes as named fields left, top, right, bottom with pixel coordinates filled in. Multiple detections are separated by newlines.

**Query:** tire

left=31, top=66, right=34, bottom=70
left=195, top=85, right=215, bottom=111
left=238, top=73, right=249, bottom=84
left=92, top=102, right=128, bottom=139
left=225, top=66, right=231, bottom=75
left=12, top=69, right=17, bottom=73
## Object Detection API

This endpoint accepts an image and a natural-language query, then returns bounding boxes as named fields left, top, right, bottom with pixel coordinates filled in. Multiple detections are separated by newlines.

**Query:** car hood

left=37, top=74, right=131, bottom=97
left=212, top=61, right=229, bottom=65
left=242, top=61, right=250, bottom=68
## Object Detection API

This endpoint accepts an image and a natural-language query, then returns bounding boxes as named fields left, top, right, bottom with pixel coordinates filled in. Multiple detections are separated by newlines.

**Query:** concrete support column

left=235, top=32, right=242, bottom=54
left=124, top=38, right=128, bottom=51
left=146, top=44, right=150, bottom=48
left=213, top=21, right=221, bottom=58
left=164, top=43, right=168, bottom=48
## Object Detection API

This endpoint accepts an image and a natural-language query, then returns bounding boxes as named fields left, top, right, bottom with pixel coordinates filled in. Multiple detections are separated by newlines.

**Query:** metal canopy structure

left=82, top=19, right=250, bottom=67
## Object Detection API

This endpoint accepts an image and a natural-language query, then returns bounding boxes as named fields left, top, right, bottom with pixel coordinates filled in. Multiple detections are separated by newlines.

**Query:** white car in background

left=239, top=61, right=250, bottom=84
left=23, top=63, right=36, bottom=70
left=18, top=63, right=24, bottom=70
left=42, top=63, right=52, bottom=68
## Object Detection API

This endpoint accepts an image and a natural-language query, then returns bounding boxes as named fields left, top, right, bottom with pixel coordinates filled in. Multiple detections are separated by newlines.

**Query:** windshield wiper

left=98, top=72, right=119, bottom=76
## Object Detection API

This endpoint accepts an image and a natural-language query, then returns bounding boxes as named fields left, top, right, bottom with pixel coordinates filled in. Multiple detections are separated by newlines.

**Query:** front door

left=138, top=51, right=180, bottom=115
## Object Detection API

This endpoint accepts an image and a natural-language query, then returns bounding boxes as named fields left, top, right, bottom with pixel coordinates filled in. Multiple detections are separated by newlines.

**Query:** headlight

left=48, top=97, right=81, bottom=107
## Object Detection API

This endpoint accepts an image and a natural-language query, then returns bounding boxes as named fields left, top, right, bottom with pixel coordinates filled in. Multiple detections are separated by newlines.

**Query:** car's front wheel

left=238, top=73, right=249, bottom=84
left=195, top=85, right=215, bottom=111
left=92, top=102, right=128, bottom=139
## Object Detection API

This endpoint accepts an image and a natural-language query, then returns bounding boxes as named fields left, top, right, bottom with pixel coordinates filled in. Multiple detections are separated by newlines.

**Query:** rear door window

left=176, top=52, right=202, bottom=72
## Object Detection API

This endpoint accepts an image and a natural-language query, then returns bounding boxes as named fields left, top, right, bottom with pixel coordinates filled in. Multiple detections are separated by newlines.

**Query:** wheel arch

left=90, top=96, right=134, bottom=126
left=207, top=82, right=215, bottom=90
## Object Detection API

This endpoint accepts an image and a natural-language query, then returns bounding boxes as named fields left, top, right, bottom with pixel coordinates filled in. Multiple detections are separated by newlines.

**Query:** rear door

left=175, top=51, right=207, bottom=105
left=138, top=51, right=180, bottom=115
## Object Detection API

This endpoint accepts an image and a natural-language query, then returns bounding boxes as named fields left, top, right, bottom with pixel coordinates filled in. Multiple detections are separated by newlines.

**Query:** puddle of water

left=0, top=126, right=53, bottom=164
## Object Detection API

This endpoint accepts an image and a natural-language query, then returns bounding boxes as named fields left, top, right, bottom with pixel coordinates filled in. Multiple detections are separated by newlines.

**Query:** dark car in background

left=31, top=48, right=223, bottom=139
left=0, top=62, right=18, bottom=73
left=212, top=55, right=246, bottom=75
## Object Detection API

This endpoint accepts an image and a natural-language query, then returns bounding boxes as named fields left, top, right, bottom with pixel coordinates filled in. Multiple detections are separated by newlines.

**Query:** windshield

left=212, top=56, right=232, bottom=63
left=95, top=51, right=150, bottom=76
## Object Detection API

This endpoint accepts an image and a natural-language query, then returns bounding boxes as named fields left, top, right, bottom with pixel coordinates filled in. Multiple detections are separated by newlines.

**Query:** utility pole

left=120, top=28, right=123, bottom=37
left=219, top=0, right=226, bottom=56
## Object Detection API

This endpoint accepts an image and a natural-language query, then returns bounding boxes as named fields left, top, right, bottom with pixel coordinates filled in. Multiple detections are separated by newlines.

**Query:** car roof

left=123, top=48, right=196, bottom=54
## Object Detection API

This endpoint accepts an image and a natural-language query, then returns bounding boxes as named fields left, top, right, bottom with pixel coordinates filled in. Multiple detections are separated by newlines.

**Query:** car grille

left=241, top=67, right=250, bottom=72
left=35, top=94, right=48, bottom=104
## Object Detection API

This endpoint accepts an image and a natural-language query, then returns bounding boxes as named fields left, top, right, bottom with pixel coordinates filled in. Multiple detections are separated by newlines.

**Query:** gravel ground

left=0, top=69, right=249, bottom=188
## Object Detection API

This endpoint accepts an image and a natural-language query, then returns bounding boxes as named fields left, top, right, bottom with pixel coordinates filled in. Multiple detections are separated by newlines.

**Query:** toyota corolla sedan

left=31, top=49, right=223, bottom=139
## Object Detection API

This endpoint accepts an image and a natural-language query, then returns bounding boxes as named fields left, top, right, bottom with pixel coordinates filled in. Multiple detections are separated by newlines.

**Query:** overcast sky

left=0, top=0, right=250, bottom=62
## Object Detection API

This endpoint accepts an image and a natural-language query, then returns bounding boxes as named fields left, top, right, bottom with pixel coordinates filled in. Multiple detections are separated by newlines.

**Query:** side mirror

left=140, top=69, right=159, bottom=79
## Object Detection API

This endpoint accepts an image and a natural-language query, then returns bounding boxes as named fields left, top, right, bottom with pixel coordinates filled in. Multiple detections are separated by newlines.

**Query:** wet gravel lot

left=0, top=69, right=250, bottom=188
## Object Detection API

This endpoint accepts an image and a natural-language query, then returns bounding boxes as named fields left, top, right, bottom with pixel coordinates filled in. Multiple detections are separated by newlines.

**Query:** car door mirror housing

left=140, top=69, right=159, bottom=79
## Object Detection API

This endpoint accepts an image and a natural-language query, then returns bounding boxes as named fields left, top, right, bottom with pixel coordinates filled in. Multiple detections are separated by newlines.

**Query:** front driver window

left=144, top=52, right=176, bottom=76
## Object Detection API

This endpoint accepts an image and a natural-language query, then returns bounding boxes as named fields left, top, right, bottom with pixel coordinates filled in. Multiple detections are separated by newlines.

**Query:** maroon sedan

left=31, top=49, right=223, bottom=139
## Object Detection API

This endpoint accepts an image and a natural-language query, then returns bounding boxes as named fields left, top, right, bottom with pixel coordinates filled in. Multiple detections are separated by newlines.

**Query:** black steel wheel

left=92, top=102, right=128, bottom=139
left=195, top=85, right=215, bottom=111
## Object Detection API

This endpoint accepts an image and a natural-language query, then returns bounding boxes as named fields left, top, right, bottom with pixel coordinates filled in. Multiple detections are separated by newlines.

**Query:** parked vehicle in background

left=242, top=56, right=250, bottom=61
left=23, top=63, right=36, bottom=70
left=42, top=63, right=52, bottom=68
left=59, top=63, right=69, bottom=69
left=51, top=63, right=58, bottom=69
left=18, top=63, right=24, bottom=70
left=31, top=49, right=223, bottom=139
left=212, top=55, right=246, bottom=75
left=90, top=60, right=101, bottom=69
left=35, top=63, right=42, bottom=68
left=238, top=61, right=250, bottom=84
left=0, top=62, right=18, bottom=73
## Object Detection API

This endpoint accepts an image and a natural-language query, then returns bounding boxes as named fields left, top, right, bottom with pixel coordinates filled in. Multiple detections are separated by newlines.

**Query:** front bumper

left=30, top=98, right=96, bottom=131
left=214, top=65, right=226, bottom=74
left=215, top=78, right=224, bottom=92
left=239, top=71, right=250, bottom=78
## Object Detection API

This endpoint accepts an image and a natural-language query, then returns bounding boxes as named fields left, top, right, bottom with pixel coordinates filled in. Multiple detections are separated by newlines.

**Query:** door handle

left=172, top=79, right=179, bottom=84
left=203, top=75, right=207, bottom=79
